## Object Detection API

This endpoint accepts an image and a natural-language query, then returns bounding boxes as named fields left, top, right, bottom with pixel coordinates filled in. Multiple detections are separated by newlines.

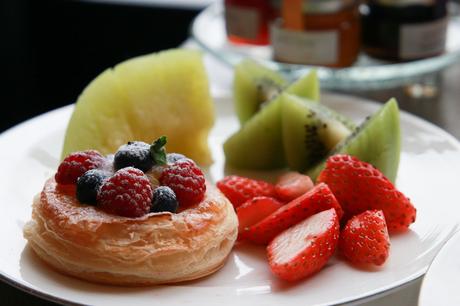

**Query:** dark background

left=1, top=0, right=199, bottom=133
left=1, top=0, right=199, bottom=304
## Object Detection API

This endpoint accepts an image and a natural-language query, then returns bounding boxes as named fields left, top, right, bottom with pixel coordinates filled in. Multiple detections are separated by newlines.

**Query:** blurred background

left=2, top=0, right=460, bottom=136
left=1, top=0, right=213, bottom=132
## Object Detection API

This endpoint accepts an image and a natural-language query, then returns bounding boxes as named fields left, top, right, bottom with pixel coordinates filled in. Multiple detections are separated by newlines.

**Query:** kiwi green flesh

left=257, top=79, right=284, bottom=106
left=282, top=94, right=356, bottom=172
left=234, top=59, right=287, bottom=125
left=225, top=70, right=321, bottom=170
left=285, top=69, right=320, bottom=102
left=307, top=98, right=401, bottom=183
left=224, top=98, right=285, bottom=169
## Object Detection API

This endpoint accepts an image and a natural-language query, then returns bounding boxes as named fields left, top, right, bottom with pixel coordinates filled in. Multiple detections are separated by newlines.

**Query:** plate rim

left=1, top=93, right=459, bottom=306
left=418, top=229, right=460, bottom=306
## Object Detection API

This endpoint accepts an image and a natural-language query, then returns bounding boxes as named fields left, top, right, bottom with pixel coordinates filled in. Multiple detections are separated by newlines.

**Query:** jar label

left=400, top=18, right=447, bottom=59
left=225, top=5, right=260, bottom=40
left=271, top=26, right=338, bottom=65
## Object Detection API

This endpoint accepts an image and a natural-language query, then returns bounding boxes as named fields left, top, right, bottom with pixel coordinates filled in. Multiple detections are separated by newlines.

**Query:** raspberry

left=159, top=159, right=206, bottom=208
left=97, top=167, right=153, bottom=218
left=114, top=141, right=153, bottom=172
left=55, top=150, right=105, bottom=185
left=216, top=175, right=276, bottom=209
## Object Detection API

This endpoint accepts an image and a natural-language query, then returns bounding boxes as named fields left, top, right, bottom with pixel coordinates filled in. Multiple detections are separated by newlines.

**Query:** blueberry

left=114, top=141, right=153, bottom=172
left=166, top=153, right=187, bottom=164
left=76, top=169, right=109, bottom=205
left=151, top=186, right=179, bottom=213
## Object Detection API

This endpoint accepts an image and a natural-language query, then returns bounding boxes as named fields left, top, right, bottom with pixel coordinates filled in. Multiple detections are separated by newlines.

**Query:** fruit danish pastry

left=23, top=137, right=238, bottom=285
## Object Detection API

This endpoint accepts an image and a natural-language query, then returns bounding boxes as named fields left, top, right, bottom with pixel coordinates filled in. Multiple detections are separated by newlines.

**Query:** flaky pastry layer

left=23, top=178, right=238, bottom=285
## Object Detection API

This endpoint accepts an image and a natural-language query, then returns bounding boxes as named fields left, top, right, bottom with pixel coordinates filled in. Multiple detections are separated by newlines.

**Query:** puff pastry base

left=23, top=179, right=238, bottom=285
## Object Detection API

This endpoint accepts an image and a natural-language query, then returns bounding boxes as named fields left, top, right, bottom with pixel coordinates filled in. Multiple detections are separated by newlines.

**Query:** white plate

left=419, top=230, right=460, bottom=306
left=1, top=93, right=459, bottom=306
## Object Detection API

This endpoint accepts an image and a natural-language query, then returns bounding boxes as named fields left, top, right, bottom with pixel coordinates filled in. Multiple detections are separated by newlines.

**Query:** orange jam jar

left=272, top=0, right=361, bottom=67
left=224, top=0, right=277, bottom=45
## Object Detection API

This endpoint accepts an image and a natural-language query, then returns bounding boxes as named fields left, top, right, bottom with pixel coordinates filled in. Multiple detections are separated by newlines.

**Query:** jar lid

left=302, top=0, right=356, bottom=14
left=371, top=0, right=437, bottom=6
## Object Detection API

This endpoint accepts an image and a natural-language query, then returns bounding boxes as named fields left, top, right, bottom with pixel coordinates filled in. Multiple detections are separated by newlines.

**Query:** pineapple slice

left=62, top=49, right=215, bottom=165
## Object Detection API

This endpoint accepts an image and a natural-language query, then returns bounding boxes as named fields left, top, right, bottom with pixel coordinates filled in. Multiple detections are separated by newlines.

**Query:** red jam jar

left=362, top=0, right=449, bottom=61
left=224, top=0, right=277, bottom=45
left=272, top=0, right=361, bottom=67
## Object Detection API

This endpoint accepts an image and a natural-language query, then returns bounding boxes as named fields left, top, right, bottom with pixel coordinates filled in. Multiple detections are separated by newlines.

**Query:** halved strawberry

left=236, top=197, right=284, bottom=237
left=267, top=208, right=340, bottom=282
left=340, top=210, right=390, bottom=266
left=317, top=154, right=416, bottom=233
left=242, top=183, right=343, bottom=244
left=275, top=171, right=314, bottom=202
left=216, top=175, right=276, bottom=209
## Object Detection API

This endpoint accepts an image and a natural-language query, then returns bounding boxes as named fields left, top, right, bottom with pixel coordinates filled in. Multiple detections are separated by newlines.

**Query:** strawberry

left=267, top=208, right=340, bottom=282
left=317, top=154, right=416, bottom=233
left=216, top=175, right=276, bottom=209
left=340, top=210, right=390, bottom=266
left=275, top=171, right=314, bottom=202
left=242, top=183, right=343, bottom=244
left=236, top=197, right=284, bottom=238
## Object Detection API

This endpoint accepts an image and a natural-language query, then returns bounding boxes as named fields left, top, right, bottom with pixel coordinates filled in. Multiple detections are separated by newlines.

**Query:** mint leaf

left=150, top=136, right=167, bottom=165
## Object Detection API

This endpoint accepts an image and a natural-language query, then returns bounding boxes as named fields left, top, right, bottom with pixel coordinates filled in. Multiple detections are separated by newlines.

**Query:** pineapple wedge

left=62, top=49, right=215, bottom=165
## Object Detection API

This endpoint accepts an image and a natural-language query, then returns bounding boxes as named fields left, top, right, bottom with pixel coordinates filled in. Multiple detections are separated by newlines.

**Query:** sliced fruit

left=267, top=208, right=340, bottom=282
left=225, top=71, right=320, bottom=170
left=307, top=98, right=401, bottom=183
left=224, top=99, right=285, bottom=169
left=62, top=49, right=214, bottom=165
left=340, top=210, right=390, bottom=266
left=234, top=59, right=287, bottom=124
left=317, top=154, right=416, bottom=232
left=281, top=94, right=356, bottom=171
left=236, top=197, right=284, bottom=237
left=242, top=183, right=343, bottom=244
left=274, top=171, right=314, bottom=202
left=284, top=69, right=320, bottom=102
left=216, top=175, right=276, bottom=209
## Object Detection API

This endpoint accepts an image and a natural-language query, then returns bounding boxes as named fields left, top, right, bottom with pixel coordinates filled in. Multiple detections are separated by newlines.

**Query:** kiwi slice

left=284, top=69, right=320, bottom=102
left=234, top=59, right=287, bottom=125
left=224, top=70, right=321, bottom=170
left=281, top=94, right=356, bottom=172
left=224, top=98, right=284, bottom=169
left=307, top=98, right=401, bottom=183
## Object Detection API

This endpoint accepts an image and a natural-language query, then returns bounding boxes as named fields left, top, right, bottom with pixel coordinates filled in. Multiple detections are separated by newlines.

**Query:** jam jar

left=362, top=0, right=448, bottom=61
left=272, top=0, right=361, bottom=67
left=224, top=0, right=277, bottom=45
